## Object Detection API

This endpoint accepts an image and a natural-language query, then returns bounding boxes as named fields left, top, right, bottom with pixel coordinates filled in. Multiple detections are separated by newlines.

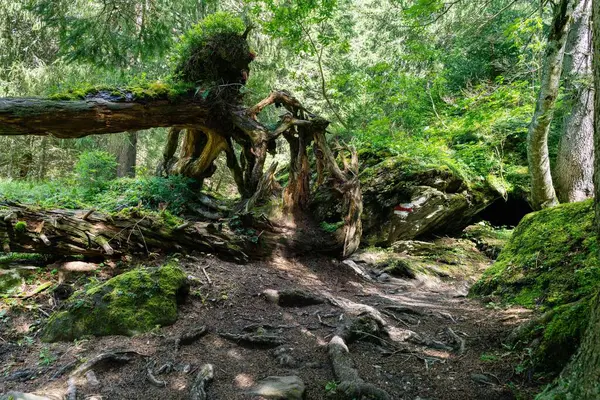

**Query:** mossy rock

left=471, top=200, right=598, bottom=373
left=0, top=269, right=24, bottom=295
left=41, top=263, right=188, bottom=342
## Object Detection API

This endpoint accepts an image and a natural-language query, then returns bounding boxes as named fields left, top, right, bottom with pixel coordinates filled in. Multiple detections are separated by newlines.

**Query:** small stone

left=248, top=375, right=305, bottom=400
left=377, top=273, right=391, bottom=282
left=85, top=370, right=100, bottom=387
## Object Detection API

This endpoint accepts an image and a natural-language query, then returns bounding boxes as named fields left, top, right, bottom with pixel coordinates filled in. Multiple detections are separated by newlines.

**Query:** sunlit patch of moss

left=47, top=79, right=194, bottom=102
left=41, top=262, right=188, bottom=342
left=471, top=200, right=598, bottom=373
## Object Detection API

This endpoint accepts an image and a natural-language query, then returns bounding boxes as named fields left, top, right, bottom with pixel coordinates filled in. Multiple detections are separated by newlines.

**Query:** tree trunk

left=556, top=0, right=595, bottom=203
left=535, top=1, right=600, bottom=397
left=528, top=0, right=574, bottom=210
left=117, top=131, right=138, bottom=178
left=0, top=96, right=213, bottom=137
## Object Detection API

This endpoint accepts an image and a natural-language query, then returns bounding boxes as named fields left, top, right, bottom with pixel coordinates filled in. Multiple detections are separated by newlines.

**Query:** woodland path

left=0, top=237, right=539, bottom=400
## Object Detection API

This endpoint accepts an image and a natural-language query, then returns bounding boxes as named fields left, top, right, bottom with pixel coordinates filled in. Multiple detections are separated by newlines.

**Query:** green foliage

left=0, top=174, right=206, bottom=216
left=75, top=151, right=118, bottom=194
left=171, top=12, right=250, bottom=85
left=38, top=347, right=57, bottom=366
left=320, top=220, right=344, bottom=233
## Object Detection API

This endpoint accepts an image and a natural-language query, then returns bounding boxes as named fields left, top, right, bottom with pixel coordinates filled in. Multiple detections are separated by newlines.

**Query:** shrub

left=75, top=151, right=117, bottom=194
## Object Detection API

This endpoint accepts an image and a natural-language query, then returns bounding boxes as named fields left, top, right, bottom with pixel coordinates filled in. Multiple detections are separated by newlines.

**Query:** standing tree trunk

left=536, top=1, right=600, bottom=397
left=528, top=0, right=574, bottom=210
left=556, top=0, right=595, bottom=203
left=117, top=131, right=138, bottom=178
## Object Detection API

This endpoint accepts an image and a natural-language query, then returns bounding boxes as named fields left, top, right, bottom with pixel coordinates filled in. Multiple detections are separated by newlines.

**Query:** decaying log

left=0, top=203, right=249, bottom=263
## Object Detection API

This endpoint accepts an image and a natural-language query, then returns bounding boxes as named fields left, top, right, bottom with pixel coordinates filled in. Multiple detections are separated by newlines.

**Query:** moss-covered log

left=0, top=203, right=249, bottom=263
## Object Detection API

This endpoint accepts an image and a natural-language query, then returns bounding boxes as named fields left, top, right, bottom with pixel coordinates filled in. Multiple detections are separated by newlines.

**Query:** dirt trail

left=0, top=239, right=540, bottom=400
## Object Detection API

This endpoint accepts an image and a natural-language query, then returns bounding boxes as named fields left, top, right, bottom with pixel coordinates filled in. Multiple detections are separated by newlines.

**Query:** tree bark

left=556, top=0, right=595, bottom=203
left=528, top=0, right=574, bottom=210
left=0, top=203, right=249, bottom=263
left=117, top=131, right=138, bottom=178
left=0, top=96, right=212, bottom=137
left=535, top=1, right=600, bottom=397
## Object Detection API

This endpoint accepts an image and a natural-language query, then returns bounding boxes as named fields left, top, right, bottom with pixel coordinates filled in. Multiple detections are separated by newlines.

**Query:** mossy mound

left=470, top=200, right=598, bottom=372
left=171, top=12, right=253, bottom=86
left=41, top=262, right=188, bottom=342
left=462, top=222, right=513, bottom=259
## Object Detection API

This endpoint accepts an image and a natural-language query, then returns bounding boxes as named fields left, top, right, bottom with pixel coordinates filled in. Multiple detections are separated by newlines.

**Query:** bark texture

left=528, top=0, right=574, bottom=210
left=117, top=131, right=138, bottom=178
left=556, top=0, right=595, bottom=203
left=0, top=95, right=212, bottom=137
left=536, top=2, right=600, bottom=397
left=0, top=88, right=364, bottom=256
left=0, top=203, right=249, bottom=263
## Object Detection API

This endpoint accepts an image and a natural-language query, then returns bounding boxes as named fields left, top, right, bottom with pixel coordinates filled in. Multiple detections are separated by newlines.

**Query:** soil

left=0, top=237, right=544, bottom=400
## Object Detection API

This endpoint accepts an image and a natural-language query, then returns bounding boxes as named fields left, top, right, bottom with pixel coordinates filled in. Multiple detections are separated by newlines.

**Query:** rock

left=377, top=273, right=391, bottom=282
left=311, top=156, right=497, bottom=246
left=41, top=262, right=188, bottom=342
left=0, top=268, right=28, bottom=294
left=391, top=240, right=436, bottom=254
left=248, top=376, right=306, bottom=400
left=0, top=392, right=54, bottom=400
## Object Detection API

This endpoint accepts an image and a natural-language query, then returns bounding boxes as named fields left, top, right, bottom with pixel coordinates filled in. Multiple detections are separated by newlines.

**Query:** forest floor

left=0, top=233, right=545, bottom=400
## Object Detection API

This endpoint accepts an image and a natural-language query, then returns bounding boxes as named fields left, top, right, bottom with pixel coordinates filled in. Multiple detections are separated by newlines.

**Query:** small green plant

left=38, top=347, right=57, bottom=366
left=320, top=221, right=345, bottom=233
left=480, top=353, right=498, bottom=362
left=325, top=381, right=338, bottom=394
left=75, top=151, right=118, bottom=194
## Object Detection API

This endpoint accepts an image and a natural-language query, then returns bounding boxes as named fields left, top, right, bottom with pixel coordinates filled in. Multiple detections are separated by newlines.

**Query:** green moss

left=472, top=200, right=598, bottom=306
left=170, top=12, right=250, bottom=86
left=13, top=221, right=27, bottom=233
left=48, top=80, right=194, bottom=102
left=471, top=200, right=598, bottom=373
left=41, top=262, right=188, bottom=342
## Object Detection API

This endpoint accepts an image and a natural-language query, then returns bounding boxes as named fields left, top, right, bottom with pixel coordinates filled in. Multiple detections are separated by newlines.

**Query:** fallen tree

left=0, top=14, right=363, bottom=258
left=0, top=203, right=250, bottom=263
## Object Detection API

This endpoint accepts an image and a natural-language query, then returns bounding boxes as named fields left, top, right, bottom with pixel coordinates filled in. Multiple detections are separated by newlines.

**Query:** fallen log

left=0, top=203, right=249, bottom=263
left=0, top=95, right=212, bottom=138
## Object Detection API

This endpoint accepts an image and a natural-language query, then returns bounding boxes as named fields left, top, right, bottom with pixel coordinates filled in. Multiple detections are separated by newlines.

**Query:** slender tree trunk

left=528, top=0, right=574, bottom=210
left=116, top=131, right=137, bottom=178
left=38, top=137, right=48, bottom=180
left=536, top=2, right=600, bottom=397
left=556, top=0, right=595, bottom=203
